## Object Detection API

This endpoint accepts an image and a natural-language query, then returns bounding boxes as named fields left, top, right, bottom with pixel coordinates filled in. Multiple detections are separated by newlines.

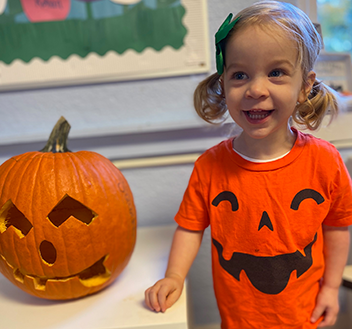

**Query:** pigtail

left=194, top=73, right=228, bottom=124
left=293, top=80, right=339, bottom=130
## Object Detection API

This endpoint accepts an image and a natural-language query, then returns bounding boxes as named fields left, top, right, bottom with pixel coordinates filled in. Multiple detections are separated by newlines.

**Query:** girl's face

left=222, top=25, right=315, bottom=142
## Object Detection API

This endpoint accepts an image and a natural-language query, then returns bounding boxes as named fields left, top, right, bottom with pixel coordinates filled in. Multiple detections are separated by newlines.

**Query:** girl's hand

left=145, top=274, right=184, bottom=313
left=310, top=285, right=340, bottom=327
left=145, top=226, right=203, bottom=313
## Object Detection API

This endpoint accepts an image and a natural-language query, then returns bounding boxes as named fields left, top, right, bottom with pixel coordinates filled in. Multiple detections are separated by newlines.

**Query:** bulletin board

left=0, top=0, right=209, bottom=91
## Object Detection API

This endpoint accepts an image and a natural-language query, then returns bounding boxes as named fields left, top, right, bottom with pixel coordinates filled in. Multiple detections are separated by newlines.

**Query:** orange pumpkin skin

left=0, top=150, right=136, bottom=300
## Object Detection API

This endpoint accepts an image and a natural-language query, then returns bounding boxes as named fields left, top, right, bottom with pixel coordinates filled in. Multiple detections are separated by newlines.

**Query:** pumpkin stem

left=40, top=116, right=72, bottom=153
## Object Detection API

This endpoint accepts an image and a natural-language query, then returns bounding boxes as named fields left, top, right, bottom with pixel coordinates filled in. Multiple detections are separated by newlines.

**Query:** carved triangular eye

left=47, top=195, right=97, bottom=227
left=0, top=200, right=33, bottom=238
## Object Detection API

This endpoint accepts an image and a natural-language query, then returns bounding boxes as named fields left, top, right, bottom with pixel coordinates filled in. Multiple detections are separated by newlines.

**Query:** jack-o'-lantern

left=211, top=189, right=324, bottom=295
left=0, top=117, right=136, bottom=300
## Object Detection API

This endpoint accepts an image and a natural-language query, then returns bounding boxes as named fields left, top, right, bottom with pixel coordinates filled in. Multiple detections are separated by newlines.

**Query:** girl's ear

left=298, top=71, right=316, bottom=104
left=219, top=75, right=224, bottom=88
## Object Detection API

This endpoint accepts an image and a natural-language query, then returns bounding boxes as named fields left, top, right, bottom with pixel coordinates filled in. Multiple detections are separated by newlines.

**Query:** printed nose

left=258, top=211, right=274, bottom=231
left=39, top=240, right=57, bottom=264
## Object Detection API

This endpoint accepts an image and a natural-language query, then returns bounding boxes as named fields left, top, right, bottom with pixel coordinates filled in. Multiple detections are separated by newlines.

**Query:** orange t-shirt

left=175, top=129, right=352, bottom=329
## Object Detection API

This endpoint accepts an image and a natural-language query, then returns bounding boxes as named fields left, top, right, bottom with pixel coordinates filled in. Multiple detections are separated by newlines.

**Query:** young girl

left=145, top=1, right=352, bottom=328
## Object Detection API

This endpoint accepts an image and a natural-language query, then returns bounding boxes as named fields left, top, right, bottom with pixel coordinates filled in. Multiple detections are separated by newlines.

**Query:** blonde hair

left=194, top=0, right=339, bottom=130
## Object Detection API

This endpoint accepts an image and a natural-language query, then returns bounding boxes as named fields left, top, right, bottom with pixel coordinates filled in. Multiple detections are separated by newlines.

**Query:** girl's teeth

left=248, top=111, right=270, bottom=119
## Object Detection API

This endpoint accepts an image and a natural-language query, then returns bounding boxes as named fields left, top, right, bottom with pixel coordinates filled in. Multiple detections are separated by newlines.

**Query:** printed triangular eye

left=47, top=195, right=97, bottom=227
left=0, top=200, right=33, bottom=238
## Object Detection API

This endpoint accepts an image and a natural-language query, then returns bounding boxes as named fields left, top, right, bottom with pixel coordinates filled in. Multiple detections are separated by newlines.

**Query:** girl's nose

left=245, top=78, right=269, bottom=99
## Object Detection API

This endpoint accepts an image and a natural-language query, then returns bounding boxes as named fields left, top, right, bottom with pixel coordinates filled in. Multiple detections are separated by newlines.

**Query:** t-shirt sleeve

left=323, top=152, right=352, bottom=227
left=174, top=162, right=210, bottom=231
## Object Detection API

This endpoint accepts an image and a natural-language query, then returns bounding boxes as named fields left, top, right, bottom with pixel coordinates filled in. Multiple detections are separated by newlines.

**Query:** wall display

left=0, top=0, right=209, bottom=90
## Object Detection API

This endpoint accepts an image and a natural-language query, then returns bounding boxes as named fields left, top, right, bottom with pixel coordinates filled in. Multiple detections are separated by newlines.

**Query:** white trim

left=113, top=153, right=201, bottom=169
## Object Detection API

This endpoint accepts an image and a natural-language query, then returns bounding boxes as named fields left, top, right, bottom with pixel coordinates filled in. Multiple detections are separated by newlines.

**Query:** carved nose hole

left=258, top=211, right=274, bottom=231
left=39, top=240, right=57, bottom=265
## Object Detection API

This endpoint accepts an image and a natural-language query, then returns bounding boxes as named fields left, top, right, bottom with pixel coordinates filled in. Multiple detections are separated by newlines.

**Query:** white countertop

left=0, top=225, right=188, bottom=329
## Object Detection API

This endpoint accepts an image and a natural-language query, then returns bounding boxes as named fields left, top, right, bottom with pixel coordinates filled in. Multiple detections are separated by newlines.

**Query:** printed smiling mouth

left=0, top=254, right=111, bottom=290
left=245, top=110, right=274, bottom=120
left=212, top=233, right=317, bottom=294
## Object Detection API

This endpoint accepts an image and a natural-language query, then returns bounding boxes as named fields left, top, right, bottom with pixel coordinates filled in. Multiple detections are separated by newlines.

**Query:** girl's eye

left=269, top=70, right=284, bottom=77
left=233, top=72, right=248, bottom=80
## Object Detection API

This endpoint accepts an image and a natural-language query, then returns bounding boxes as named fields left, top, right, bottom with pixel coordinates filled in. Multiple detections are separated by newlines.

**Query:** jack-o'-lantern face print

left=211, top=189, right=324, bottom=295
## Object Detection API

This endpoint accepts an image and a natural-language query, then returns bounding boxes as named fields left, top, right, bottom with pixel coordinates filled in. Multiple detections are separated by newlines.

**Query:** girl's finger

left=158, top=285, right=174, bottom=312
left=311, top=304, right=325, bottom=323
left=149, top=285, right=162, bottom=312
left=144, top=288, right=153, bottom=311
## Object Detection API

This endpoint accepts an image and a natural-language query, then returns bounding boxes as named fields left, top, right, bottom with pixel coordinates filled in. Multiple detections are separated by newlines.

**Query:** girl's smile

left=244, top=110, right=274, bottom=124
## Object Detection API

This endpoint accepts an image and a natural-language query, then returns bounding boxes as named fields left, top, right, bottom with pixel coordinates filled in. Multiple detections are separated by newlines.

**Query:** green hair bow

left=215, top=14, right=240, bottom=75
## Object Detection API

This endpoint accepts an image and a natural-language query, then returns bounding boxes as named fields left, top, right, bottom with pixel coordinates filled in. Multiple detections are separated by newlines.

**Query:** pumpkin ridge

left=67, top=151, right=91, bottom=201
left=0, top=158, right=18, bottom=200
left=31, top=153, right=50, bottom=277
left=79, top=152, right=109, bottom=196
left=2, top=154, right=35, bottom=207
left=78, top=152, right=112, bottom=215
left=49, top=154, right=71, bottom=278
left=67, top=152, right=98, bottom=268
left=5, top=154, right=42, bottom=273
left=0, top=161, right=17, bottom=246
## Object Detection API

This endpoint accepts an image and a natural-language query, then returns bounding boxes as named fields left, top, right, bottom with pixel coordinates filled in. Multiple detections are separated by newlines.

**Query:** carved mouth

left=212, top=233, right=317, bottom=294
left=0, top=254, right=111, bottom=291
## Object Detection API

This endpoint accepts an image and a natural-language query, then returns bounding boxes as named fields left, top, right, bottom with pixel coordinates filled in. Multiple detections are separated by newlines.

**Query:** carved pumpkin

left=0, top=117, right=136, bottom=300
